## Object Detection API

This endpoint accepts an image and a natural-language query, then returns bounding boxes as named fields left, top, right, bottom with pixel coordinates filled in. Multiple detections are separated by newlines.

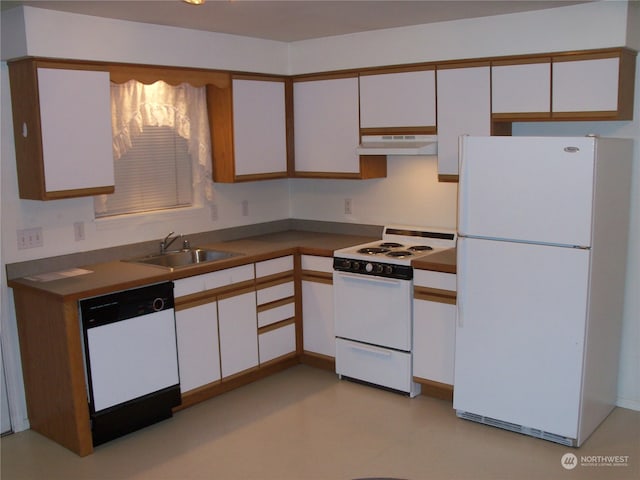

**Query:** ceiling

left=1, top=0, right=590, bottom=42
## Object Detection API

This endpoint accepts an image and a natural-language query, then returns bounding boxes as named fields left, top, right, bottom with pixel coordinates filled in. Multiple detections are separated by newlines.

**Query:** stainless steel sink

left=125, top=248, right=241, bottom=270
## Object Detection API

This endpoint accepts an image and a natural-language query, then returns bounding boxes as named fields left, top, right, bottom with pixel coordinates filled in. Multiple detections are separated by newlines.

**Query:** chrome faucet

left=160, top=231, right=181, bottom=253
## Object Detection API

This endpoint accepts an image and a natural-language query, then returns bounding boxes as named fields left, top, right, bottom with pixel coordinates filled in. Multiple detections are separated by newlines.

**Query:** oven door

left=333, top=270, right=412, bottom=351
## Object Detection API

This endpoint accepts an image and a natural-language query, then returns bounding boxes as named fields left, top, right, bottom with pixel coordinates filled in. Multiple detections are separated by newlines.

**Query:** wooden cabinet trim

left=359, top=64, right=435, bottom=76
left=492, top=57, right=551, bottom=67
left=300, top=271, right=333, bottom=284
left=436, top=60, right=491, bottom=71
left=414, top=286, right=456, bottom=304
left=255, top=274, right=294, bottom=290
left=360, top=126, right=437, bottom=136
left=256, top=296, right=295, bottom=313
left=258, top=317, right=296, bottom=334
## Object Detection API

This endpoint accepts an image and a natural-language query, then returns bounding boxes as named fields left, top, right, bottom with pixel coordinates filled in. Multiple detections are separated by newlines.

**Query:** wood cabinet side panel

left=207, top=80, right=235, bottom=183
left=8, top=60, right=47, bottom=200
left=13, top=289, right=92, bottom=456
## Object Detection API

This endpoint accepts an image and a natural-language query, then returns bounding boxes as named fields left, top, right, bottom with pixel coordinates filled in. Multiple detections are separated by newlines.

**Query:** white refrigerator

left=454, top=136, right=633, bottom=447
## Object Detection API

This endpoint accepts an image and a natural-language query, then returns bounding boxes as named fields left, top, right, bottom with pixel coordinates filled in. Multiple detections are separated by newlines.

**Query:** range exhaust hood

left=357, top=135, right=438, bottom=156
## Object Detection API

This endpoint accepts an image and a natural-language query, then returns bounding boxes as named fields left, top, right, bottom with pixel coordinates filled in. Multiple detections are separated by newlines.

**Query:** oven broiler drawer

left=335, top=338, right=421, bottom=397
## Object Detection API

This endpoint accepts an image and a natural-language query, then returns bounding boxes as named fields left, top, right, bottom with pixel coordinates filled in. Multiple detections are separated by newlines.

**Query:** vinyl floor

left=1, top=365, right=639, bottom=480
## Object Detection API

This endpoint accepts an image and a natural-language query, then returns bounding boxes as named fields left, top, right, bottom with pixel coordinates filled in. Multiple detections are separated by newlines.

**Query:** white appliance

left=357, top=135, right=438, bottom=155
left=454, top=136, right=633, bottom=447
left=80, top=282, right=181, bottom=445
left=333, top=226, right=456, bottom=397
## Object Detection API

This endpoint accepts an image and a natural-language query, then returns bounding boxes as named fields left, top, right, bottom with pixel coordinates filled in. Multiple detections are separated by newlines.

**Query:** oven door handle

left=334, top=271, right=405, bottom=286
left=347, top=342, right=393, bottom=358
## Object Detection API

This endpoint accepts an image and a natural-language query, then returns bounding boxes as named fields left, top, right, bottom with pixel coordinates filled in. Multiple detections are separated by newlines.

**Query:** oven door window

left=333, top=271, right=412, bottom=351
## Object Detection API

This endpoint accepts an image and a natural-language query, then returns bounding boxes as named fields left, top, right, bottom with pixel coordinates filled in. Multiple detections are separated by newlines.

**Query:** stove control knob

left=384, top=265, right=393, bottom=275
left=341, top=259, right=351, bottom=269
left=365, top=263, right=373, bottom=273
left=374, top=264, right=384, bottom=274
left=352, top=261, right=360, bottom=271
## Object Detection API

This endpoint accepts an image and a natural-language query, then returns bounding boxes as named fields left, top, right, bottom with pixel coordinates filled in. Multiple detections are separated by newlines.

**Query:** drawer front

left=174, top=264, right=254, bottom=297
left=259, top=323, right=296, bottom=363
left=256, top=281, right=294, bottom=305
left=255, top=255, right=294, bottom=278
left=335, top=338, right=412, bottom=392
left=414, top=270, right=456, bottom=291
left=258, top=302, right=295, bottom=328
left=300, top=255, right=333, bottom=273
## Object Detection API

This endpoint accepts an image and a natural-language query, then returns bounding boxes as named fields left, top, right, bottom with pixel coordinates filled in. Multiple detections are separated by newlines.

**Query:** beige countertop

left=8, top=230, right=456, bottom=300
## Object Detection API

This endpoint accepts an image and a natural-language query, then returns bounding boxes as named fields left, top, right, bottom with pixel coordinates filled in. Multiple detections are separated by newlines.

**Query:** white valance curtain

left=96, top=80, right=213, bottom=214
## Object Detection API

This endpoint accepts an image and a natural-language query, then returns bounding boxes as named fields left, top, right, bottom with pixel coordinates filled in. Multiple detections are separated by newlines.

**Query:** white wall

left=0, top=1, right=638, bottom=432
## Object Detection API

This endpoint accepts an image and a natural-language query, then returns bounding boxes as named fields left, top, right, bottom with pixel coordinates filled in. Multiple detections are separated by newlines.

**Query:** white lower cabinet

left=259, top=324, right=296, bottom=364
left=300, top=255, right=335, bottom=358
left=218, top=290, right=259, bottom=378
left=412, top=270, right=457, bottom=386
left=175, top=300, right=221, bottom=393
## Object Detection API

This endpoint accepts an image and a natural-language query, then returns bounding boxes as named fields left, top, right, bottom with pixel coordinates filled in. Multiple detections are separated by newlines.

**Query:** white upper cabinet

left=210, top=74, right=288, bottom=183
left=491, top=61, right=551, bottom=115
left=8, top=61, right=115, bottom=200
left=293, top=76, right=360, bottom=175
left=359, top=69, right=436, bottom=130
left=436, top=65, right=491, bottom=179
left=232, top=78, right=287, bottom=177
left=552, top=56, right=620, bottom=113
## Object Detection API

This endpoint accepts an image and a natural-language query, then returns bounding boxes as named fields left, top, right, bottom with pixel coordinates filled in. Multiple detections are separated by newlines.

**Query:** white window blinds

left=95, top=80, right=212, bottom=217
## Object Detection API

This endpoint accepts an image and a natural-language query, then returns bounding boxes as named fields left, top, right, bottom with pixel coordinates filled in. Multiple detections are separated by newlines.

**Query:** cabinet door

left=218, top=290, right=259, bottom=378
left=436, top=66, right=490, bottom=178
left=302, top=280, right=335, bottom=357
left=491, top=61, right=550, bottom=115
left=233, top=78, right=287, bottom=177
left=360, top=70, right=436, bottom=129
left=175, top=301, right=221, bottom=393
left=552, top=57, right=620, bottom=114
left=293, top=77, right=360, bottom=175
left=413, top=298, right=456, bottom=385
left=10, top=63, right=115, bottom=200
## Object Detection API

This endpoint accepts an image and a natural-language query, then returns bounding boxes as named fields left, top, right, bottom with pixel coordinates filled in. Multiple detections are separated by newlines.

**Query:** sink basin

left=126, top=248, right=241, bottom=270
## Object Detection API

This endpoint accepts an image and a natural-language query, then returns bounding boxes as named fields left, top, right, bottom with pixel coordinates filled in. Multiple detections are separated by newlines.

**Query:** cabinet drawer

left=174, top=264, right=254, bottom=297
left=257, top=281, right=294, bottom=305
left=258, top=302, right=295, bottom=328
left=259, top=323, right=296, bottom=364
left=255, top=255, right=294, bottom=278
left=336, top=338, right=413, bottom=393
left=301, top=255, right=333, bottom=273
left=414, top=270, right=456, bottom=291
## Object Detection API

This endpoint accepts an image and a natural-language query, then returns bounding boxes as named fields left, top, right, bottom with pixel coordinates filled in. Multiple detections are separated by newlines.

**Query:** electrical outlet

left=73, top=222, right=85, bottom=241
left=344, top=198, right=352, bottom=215
left=242, top=200, right=249, bottom=217
left=17, top=227, right=43, bottom=250
left=210, top=204, right=219, bottom=222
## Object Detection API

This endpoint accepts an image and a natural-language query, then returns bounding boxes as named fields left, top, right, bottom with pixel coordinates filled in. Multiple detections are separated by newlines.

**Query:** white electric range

left=333, top=225, right=457, bottom=396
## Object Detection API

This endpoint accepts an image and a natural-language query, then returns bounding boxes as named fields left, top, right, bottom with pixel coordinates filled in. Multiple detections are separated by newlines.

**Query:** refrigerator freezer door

left=454, top=237, right=589, bottom=438
left=459, top=136, right=595, bottom=247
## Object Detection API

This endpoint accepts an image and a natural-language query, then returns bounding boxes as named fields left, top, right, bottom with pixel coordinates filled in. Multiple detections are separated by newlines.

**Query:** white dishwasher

left=80, top=282, right=181, bottom=446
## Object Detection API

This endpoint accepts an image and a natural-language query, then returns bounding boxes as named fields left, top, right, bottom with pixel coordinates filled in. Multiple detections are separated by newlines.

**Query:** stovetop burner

left=379, top=242, right=404, bottom=248
left=386, top=251, right=414, bottom=258
left=358, top=247, right=391, bottom=255
left=408, top=245, right=434, bottom=252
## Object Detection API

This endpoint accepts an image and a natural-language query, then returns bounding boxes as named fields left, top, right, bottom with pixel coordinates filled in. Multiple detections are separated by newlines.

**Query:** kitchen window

left=95, top=80, right=212, bottom=217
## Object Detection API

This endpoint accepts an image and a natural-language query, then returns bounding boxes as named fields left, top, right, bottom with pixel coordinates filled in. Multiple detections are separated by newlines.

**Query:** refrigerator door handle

left=457, top=236, right=465, bottom=328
